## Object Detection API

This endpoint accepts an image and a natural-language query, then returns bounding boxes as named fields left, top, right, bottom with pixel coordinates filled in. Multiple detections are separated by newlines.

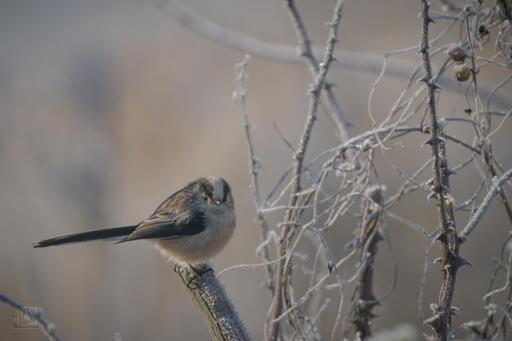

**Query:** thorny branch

left=345, top=185, right=384, bottom=339
left=227, top=1, right=512, bottom=340
left=419, top=1, right=463, bottom=339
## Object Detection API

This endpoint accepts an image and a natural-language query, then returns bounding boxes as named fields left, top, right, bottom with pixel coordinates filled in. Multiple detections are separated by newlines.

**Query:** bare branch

left=174, top=264, right=251, bottom=341
left=0, top=292, right=60, bottom=341
left=268, top=1, right=346, bottom=339
left=419, top=1, right=461, bottom=339
left=152, top=0, right=512, bottom=108
left=346, top=185, right=384, bottom=340
left=283, top=0, right=351, bottom=141
left=459, top=168, right=512, bottom=242
left=234, top=55, right=275, bottom=296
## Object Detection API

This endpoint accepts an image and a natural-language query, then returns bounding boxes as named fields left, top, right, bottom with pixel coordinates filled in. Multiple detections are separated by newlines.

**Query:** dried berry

left=448, top=45, right=468, bottom=63
left=478, top=25, right=489, bottom=36
left=454, top=64, right=471, bottom=82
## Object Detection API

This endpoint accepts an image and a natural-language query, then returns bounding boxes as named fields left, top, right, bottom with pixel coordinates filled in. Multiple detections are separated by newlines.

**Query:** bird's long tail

left=33, top=225, right=137, bottom=248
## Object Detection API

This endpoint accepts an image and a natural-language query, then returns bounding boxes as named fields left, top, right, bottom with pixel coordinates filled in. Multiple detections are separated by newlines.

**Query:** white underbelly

left=153, top=219, right=235, bottom=264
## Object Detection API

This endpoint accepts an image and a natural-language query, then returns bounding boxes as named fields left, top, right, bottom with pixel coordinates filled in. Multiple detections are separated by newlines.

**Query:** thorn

left=453, top=255, right=472, bottom=269
left=424, top=314, right=442, bottom=329
left=328, top=261, right=335, bottom=274
left=371, top=300, right=381, bottom=307
left=427, top=191, right=437, bottom=201
left=429, top=228, right=444, bottom=242
left=431, top=82, right=441, bottom=91
left=373, top=230, right=385, bottom=243
left=324, top=81, right=335, bottom=90
left=446, top=168, right=457, bottom=176
left=423, top=137, right=436, bottom=146
left=433, top=257, right=442, bottom=264
left=450, top=306, right=460, bottom=316
left=440, top=183, right=451, bottom=193
left=423, top=136, right=444, bottom=146
left=357, top=298, right=378, bottom=309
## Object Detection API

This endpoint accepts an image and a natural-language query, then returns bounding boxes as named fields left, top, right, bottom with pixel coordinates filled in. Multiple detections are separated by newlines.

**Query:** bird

left=34, top=176, right=236, bottom=264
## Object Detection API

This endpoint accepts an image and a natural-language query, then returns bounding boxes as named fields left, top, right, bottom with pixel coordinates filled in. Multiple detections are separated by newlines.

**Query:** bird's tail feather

left=33, top=225, right=137, bottom=248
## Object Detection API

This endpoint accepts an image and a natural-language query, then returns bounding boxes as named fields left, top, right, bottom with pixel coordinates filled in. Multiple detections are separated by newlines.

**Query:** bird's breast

left=153, top=209, right=235, bottom=264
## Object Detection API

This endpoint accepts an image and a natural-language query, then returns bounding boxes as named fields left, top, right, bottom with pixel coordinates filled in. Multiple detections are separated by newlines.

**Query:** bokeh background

left=1, top=0, right=511, bottom=340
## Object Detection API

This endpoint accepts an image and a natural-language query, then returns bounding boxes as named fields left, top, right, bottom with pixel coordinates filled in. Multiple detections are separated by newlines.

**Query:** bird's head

left=193, top=176, right=235, bottom=215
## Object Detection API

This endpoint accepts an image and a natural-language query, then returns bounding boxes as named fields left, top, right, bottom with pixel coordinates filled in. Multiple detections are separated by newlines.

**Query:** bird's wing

left=116, top=194, right=205, bottom=244
left=116, top=213, right=206, bottom=244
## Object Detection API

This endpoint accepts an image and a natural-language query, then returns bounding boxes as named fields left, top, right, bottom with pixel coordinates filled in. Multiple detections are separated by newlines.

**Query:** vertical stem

left=267, top=1, right=345, bottom=340
left=234, top=56, right=275, bottom=296
left=348, top=186, right=384, bottom=340
left=283, top=0, right=352, bottom=142
left=419, top=1, right=461, bottom=339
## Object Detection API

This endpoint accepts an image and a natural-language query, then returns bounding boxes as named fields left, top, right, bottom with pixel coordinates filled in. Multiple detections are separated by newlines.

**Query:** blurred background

left=0, top=0, right=510, bottom=340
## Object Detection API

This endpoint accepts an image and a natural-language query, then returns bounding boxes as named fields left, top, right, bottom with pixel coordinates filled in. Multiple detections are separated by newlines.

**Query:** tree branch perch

left=174, top=263, right=251, bottom=341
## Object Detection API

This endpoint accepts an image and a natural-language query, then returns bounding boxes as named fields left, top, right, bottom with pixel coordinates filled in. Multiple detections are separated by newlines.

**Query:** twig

left=0, top=292, right=60, bottom=341
left=346, top=185, right=384, bottom=340
left=283, top=0, right=351, bottom=141
left=459, top=168, right=512, bottom=242
left=268, top=1, right=345, bottom=339
left=234, top=55, right=275, bottom=296
left=174, top=263, right=251, bottom=341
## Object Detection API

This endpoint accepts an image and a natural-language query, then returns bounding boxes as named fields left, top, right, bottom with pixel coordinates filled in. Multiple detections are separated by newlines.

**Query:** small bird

left=34, top=176, right=236, bottom=264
